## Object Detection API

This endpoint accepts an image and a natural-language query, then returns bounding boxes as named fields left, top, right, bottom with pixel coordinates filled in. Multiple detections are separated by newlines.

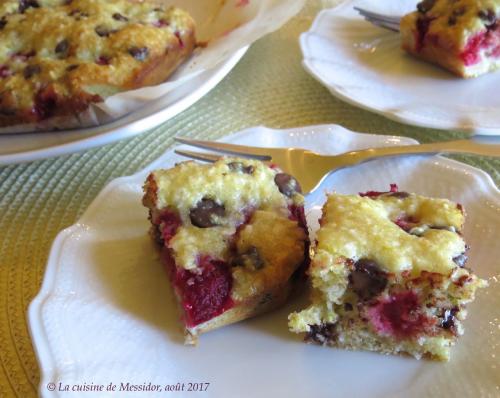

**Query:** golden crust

left=0, top=0, right=195, bottom=127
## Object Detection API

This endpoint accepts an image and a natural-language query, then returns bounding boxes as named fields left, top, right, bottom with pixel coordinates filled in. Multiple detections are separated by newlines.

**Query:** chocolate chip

left=344, top=302, right=353, bottom=311
left=448, top=16, right=457, bottom=26
left=478, top=9, right=496, bottom=26
left=112, top=12, right=128, bottom=22
left=66, top=64, right=79, bottom=71
left=348, top=259, right=388, bottom=302
left=306, top=323, right=337, bottom=345
left=452, top=253, right=468, bottom=268
left=274, top=173, right=301, bottom=197
left=95, top=25, right=116, bottom=37
left=416, top=0, right=436, bottom=13
left=227, top=161, right=254, bottom=174
left=128, top=46, right=149, bottom=61
left=0, top=17, right=7, bottom=30
left=55, top=39, right=69, bottom=56
left=231, top=246, right=265, bottom=270
left=441, top=307, right=459, bottom=330
left=19, top=0, right=39, bottom=13
left=23, top=64, right=41, bottom=79
left=189, top=198, right=225, bottom=228
left=69, top=9, right=89, bottom=19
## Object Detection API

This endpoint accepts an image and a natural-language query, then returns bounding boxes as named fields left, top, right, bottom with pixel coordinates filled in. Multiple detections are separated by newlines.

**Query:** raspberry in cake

left=143, top=158, right=309, bottom=344
left=288, top=186, right=487, bottom=360
left=400, top=0, right=500, bottom=77
left=0, top=0, right=195, bottom=127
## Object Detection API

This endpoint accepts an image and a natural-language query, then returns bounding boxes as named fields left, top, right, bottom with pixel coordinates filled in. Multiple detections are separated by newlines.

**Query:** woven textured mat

left=0, top=1, right=498, bottom=396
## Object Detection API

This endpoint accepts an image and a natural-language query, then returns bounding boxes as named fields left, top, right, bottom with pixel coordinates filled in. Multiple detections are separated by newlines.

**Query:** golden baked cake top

left=143, top=158, right=305, bottom=273
left=0, top=0, right=195, bottom=123
left=315, top=190, right=465, bottom=275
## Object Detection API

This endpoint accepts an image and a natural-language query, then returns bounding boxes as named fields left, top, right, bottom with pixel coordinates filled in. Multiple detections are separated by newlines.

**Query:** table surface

left=0, top=1, right=498, bottom=397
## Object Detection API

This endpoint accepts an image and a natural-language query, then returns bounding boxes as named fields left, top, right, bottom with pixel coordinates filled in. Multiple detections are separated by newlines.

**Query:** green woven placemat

left=0, top=1, right=498, bottom=396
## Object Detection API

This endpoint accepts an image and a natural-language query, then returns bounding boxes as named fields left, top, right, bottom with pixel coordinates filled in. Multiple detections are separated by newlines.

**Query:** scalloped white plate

left=301, top=0, right=500, bottom=135
left=29, top=124, right=499, bottom=398
left=0, top=47, right=248, bottom=165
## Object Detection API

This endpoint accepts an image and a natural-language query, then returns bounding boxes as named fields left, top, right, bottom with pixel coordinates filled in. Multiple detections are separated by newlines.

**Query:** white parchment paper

left=2, top=0, right=305, bottom=134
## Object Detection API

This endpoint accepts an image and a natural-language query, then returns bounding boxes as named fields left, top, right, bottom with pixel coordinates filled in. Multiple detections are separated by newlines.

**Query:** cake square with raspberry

left=143, top=158, right=309, bottom=344
left=400, top=0, right=500, bottom=78
left=289, top=186, right=487, bottom=360
left=0, top=0, right=195, bottom=126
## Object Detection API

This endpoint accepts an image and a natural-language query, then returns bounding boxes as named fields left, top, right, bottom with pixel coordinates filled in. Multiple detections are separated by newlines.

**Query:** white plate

left=29, top=124, right=499, bottom=398
left=300, top=0, right=500, bottom=135
left=0, top=47, right=248, bottom=165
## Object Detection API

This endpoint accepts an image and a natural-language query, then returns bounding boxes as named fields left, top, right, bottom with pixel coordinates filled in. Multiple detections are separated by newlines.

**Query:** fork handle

left=344, top=139, right=500, bottom=163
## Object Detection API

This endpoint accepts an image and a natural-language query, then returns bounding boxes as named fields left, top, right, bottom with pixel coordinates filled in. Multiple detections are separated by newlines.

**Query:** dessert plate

left=301, top=0, right=500, bottom=135
left=0, top=47, right=247, bottom=165
left=29, top=124, right=499, bottom=398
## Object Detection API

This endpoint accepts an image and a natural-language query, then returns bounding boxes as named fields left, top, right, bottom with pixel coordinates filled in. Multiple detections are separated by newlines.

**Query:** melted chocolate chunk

left=0, top=17, right=7, bottom=30
left=55, top=39, right=69, bottom=56
left=344, top=302, right=353, bottom=311
left=479, top=9, right=497, bottom=27
left=274, top=173, right=301, bottom=197
left=19, top=0, right=39, bottom=13
left=95, top=25, right=116, bottom=37
left=128, top=46, right=149, bottom=61
left=112, top=12, right=129, bottom=22
left=23, top=64, right=41, bottom=79
left=441, top=307, right=459, bottom=330
left=452, top=253, right=468, bottom=268
left=69, top=9, right=89, bottom=19
left=190, top=198, right=225, bottom=228
left=231, top=246, right=265, bottom=270
left=66, top=64, right=79, bottom=71
left=416, top=0, right=436, bottom=13
left=306, top=323, right=337, bottom=345
left=227, top=161, right=254, bottom=174
left=348, top=259, right=388, bottom=302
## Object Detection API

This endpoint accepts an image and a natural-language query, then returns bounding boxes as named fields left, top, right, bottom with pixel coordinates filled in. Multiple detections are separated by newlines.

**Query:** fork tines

left=354, top=6, right=401, bottom=32
left=174, top=136, right=271, bottom=163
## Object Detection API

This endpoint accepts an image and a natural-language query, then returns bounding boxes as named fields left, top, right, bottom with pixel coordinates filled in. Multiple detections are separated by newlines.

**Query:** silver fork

left=354, top=6, right=401, bottom=32
left=174, top=137, right=500, bottom=194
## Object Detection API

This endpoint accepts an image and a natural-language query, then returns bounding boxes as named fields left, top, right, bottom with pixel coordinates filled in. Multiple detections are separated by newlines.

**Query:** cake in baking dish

left=289, top=185, right=487, bottom=360
left=0, top=0, right=195, bottom=126
left=143, top=158, right=309, bottom=344
left=400, top=0, right=500, bottom=77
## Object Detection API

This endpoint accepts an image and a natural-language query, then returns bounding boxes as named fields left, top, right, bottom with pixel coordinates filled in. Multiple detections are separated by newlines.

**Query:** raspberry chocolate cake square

left=288, top=186, right=487, bottom=360
left=143, top=158, right=309, bottom=344
left=400, top=0, right=500, bottom=77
